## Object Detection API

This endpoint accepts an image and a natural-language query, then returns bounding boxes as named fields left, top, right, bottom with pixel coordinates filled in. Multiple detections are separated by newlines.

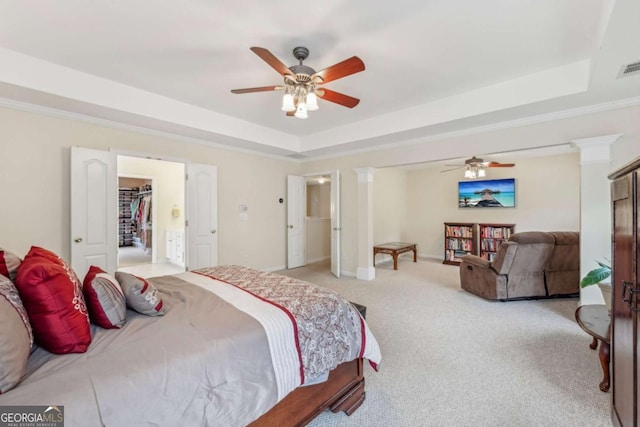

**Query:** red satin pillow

left=15, top=247, right=91, bottom=354
left=25, top=246, right=66, bottom=266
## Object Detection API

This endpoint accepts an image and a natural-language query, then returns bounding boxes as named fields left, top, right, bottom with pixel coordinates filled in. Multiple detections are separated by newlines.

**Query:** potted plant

left=581, top=260, right=612, bottom=310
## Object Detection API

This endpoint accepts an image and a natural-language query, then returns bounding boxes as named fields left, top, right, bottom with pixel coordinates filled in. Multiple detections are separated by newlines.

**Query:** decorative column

left=353, top=167, right=376, bottom=280
left=570, top=134, right=622, bottom=305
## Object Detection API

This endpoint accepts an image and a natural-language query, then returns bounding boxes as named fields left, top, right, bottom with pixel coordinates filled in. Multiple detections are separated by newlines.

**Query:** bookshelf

left=443, top=222, right=477, bottom=265
left=478, top=223, right=515, bottom=262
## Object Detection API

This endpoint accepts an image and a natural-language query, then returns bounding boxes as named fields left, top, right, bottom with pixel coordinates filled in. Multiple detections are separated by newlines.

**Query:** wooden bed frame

left=249, top=358, right=365, bottom=426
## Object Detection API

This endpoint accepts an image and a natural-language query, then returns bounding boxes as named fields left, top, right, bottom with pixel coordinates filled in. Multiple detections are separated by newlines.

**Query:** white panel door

left=187, top=163, right=218, bottom=270
left=287, top=175, right=306, bottom=269
left=330, top=170, right=341, bottom=277
left=70, top=146, right=117, bottom=278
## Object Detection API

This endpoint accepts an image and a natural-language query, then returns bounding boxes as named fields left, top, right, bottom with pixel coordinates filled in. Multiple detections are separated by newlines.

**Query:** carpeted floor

left=118, top=246, right=152, bottom=267
left=277, top=258, right=611, bottom=427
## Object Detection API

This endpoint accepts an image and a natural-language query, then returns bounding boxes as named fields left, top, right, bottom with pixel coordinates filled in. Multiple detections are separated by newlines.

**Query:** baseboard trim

left=263, top=264, right=356, bottom=278
left=306, top=256, right=331, bottom=264
left=418, top=253, right=443, bottom=261
left=356, top=267, right=375, bottom=281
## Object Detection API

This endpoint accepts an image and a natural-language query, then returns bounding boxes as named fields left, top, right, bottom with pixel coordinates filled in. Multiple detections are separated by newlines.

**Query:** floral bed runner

left=194, top=265, right=381, bottom=384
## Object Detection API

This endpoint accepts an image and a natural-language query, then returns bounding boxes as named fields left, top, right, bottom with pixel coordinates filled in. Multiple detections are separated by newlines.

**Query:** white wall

left=305, top=181, right=331, bottom=262
left=610, top=134, right=640, bottom=172
left=302, top=149, right=583, bottom=274
left=373, top=168, right=408, bottom=245
left=1, top=103, right=638, bottom=277
left=118, top=156, right=185, bottom=262
left=306, top=183, right=330, bottom=218
left=306, top=218, right=331, bottom=263
left=578, top=160, right=611, bottom=305
left=405, top=152, right=581, bottom=259
left=0, top=106, right=299, bottom=270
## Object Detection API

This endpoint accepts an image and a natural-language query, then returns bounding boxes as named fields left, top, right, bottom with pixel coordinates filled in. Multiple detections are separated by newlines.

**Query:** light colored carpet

left=277, top=258, right=611, bottom=427
left=118, top=246, right=152, bottom=267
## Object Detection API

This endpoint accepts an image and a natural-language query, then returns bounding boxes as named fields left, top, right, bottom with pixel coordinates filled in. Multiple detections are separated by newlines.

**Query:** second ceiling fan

left=231, top=46, right=365, bottom=118
left=441, top=156, right=515, bottom=178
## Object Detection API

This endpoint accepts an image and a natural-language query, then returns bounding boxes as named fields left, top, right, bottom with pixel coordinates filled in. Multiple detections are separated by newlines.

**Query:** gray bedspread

left=0, top=275, right=278, bottom=427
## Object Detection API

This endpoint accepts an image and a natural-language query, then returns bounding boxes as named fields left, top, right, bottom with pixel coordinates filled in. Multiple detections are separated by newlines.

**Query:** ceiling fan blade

left=250, top=47, right=293, bottom=77
left=487, top=162, right=515, bottom=167
left=440, top=167, right=464, bottom=173
left=444, top=164, right=465, bottom=167
left=285, top=111, right=295, bottom=117
left=312, top=56, right=365, bottom=84
left=316, top=88, right=360, bottom=108
left=231, top=85, right=283, bottom=94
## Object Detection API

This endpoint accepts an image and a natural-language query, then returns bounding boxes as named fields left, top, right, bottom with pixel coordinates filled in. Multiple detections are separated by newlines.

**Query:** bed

left=0, top=260, right=381, bottom=427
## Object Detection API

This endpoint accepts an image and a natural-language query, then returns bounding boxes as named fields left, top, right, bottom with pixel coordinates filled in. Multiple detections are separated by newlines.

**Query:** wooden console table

left=373, top=242, right=417, bottom=270
left=575, top=304, right=610, bottom=392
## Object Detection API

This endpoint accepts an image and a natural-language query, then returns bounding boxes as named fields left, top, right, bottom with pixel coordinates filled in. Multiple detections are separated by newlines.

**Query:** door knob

left=288, top=225, right=294, bottom=229
left=211, top=230, right=217, bottom=234
left=74, top=237, right=83, bottom=243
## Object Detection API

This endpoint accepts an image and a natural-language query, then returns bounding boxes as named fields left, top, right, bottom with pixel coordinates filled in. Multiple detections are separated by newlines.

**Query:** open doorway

left=287, top=170, right=340, bottom=276
left=118, top=176, right=153, bottom=266
left=117, top=155, right=186, bottom=278
left=305, top=175, right=332, bottom=270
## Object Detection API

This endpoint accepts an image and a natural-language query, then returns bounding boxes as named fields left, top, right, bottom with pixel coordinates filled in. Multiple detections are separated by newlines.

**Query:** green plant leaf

left=596, top=260, right=611, bottom=269
left=580, top=267, right=612, bottom=288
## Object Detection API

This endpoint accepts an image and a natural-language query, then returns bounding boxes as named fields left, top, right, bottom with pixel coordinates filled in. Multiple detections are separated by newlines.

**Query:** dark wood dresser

left=609, top=156, right=640, bottom=426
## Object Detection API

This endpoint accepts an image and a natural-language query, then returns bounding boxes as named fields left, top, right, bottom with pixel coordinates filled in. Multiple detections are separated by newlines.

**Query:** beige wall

left=302, top=151, right=584, bottom=274
left=306, top=183, right=330, bottom=218
left=118, top=156, right=185, bottom=261
left=300, top=158, right=361, bottom=275
left=118, top=177, right=151, bottom=188
left=371, top=168, right=409, bottom=265
left=306, top=218, right=331, bottom=262
left=405, top=152, right=581, bottom=259
left=1, top=103, right=638, bottom=276
left=0, top=107, right=299, bottom=270
left=305, top=181, right=331, bottom=262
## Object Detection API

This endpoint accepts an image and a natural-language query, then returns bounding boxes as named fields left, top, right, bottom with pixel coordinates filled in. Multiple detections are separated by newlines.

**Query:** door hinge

left=185, top=220, right=189, bottom=227
left=185, top=173, right=188, bottom=180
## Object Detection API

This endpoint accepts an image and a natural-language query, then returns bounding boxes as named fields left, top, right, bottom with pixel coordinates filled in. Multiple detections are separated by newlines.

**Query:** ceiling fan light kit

left=464, top=165, right=486, bottom=179
left=294, top=102, right=309, bottom=119
left=232, top=46, right=365, bottom=119
left=281, top=93, right=295, bottom=112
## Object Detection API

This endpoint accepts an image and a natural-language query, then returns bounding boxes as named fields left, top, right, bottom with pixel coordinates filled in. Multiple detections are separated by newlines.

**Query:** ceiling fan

left=441, top=156, right=515, bottom=178
left=231, top=46, right=365, bottom=119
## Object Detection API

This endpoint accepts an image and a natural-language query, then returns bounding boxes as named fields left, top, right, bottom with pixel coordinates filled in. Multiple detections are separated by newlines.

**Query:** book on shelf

left=445, top=249, right=472, bottom=261
left=480, top=239, right=506, bottom=252
left=486, top=252, right=498, bottom=262
left=446, top=238, right=473, bottom=251
left=445, top=224, right=473, bottom=238
left=480, top=226, right=513, bottom=239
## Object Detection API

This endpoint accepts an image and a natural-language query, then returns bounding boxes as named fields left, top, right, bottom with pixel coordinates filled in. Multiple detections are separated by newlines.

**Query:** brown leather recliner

left=545, top=232, right=580, bottom=297
left=459, top=231, right=579, bottom=301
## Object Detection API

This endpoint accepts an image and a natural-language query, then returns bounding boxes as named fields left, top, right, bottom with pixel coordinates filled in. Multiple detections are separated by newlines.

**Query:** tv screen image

left=458, top=178, right=515, bottom=208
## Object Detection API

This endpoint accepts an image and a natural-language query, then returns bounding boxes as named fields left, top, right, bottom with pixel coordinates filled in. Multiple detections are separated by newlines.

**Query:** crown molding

left=300, top=96, right=640, bottom=163
left=0, top=97, right=300, bottom=164
left=1, top=94, right=639, bottom=164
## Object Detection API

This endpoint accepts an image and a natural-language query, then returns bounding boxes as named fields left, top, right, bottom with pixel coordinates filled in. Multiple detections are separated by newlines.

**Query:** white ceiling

left=0, top=0, right=638, bottom=160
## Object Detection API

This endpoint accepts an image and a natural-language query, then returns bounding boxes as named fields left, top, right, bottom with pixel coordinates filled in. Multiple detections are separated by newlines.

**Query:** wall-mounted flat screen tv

left=458, top=178, right=516, bottom=208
